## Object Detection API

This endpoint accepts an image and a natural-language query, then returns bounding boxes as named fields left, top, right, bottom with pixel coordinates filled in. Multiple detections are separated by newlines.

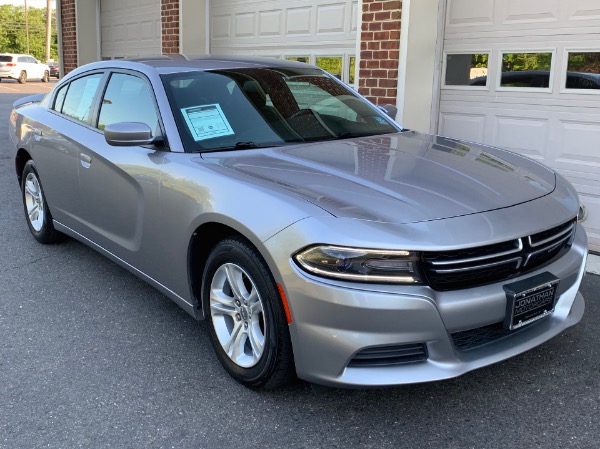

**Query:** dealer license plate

left=503, top=272, right=559, bottom=330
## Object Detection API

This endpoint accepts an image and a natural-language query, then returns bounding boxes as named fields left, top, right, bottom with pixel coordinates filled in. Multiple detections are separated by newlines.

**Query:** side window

left=61, top=73, right=103, bottom=123
left=97, top=73, right=159, bottom=136
left=53, top=83, right=69, bottom=112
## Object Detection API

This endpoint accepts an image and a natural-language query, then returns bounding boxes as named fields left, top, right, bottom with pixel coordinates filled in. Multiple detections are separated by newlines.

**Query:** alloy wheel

left=209, top=263, right=266, bottom=368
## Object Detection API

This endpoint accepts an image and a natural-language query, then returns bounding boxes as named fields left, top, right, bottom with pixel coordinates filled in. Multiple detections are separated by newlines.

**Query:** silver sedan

left=8, top=56, right=588, bottom=389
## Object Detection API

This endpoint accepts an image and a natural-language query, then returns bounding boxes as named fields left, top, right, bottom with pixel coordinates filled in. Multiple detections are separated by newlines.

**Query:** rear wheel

left=202, top=237, right=295, bottom=389
left=21, top=160, right=64, bottom=244
left=18, top=71, right=27, bottom=84
left=41, top=71, right=49, bottom=82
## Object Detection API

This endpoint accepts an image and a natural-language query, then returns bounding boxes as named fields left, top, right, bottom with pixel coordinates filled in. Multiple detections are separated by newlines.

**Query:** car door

left=32, top=72, right=105, bottom=229
left=75, top=70, right=167, bottom=272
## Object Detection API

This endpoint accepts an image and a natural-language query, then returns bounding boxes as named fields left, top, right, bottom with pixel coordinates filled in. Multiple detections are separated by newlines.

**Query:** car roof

left=67, top=54, right=314, bottom=78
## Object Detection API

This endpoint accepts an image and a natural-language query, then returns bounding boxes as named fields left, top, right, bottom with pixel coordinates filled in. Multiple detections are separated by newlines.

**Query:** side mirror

left=104, top=122, right=154, bottom=146
left=378, top=104, right=398, bottom=120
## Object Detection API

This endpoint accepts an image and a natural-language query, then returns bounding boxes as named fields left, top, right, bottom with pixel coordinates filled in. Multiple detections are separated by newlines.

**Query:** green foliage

left=471, top=54, right=488, bottom=68
left=316, top=57, right=343, bottom=79
left=0, top=4, right=58, bottom=61
left=502, top=53, right=552, bottom=72
left=567, top=52, right=600, bottom=74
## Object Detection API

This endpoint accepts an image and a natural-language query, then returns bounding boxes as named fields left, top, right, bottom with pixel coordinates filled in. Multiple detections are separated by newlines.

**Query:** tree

left=0, top=4, right=58, bottom=61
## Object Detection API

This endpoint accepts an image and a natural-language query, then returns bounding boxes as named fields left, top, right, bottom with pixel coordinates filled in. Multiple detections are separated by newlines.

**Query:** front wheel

left=41, top=71, right=49, bottom=82
left=202, top=237, right=295, bottom=389
left=18, top=71, right=27, bottom=84
left=21, top=160, right=64, bottom=244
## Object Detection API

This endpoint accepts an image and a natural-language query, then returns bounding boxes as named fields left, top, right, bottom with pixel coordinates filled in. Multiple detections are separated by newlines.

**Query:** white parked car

left=0, top=53, right=50, bottom=84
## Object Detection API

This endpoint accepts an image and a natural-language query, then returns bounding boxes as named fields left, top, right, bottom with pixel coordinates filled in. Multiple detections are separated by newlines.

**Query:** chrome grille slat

left=528, top=222, right=574, bottom=248
left=429, top=239, right=523, bottom=266
left=422, top=219, right=576, bottom=291
left=431, top=257, right=522, bottom=274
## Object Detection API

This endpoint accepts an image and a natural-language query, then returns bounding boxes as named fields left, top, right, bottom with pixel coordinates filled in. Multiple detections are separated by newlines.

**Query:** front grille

left=422, top=219, right=575, bottom=291
left=451, top=319, right=543, bottom=351
left=348, top=343, right=428, bottom=367
left=451, top=322, right=514, bottom=351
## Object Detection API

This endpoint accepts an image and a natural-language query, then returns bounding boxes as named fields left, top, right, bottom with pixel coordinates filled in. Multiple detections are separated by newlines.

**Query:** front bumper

left=267, top=223, right=587, bottom=388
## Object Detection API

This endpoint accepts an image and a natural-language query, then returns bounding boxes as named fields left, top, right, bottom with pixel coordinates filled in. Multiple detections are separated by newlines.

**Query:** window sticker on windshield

left=181, top=104, right=234, bottom=141
left=373, top=116, right=388, bottom=125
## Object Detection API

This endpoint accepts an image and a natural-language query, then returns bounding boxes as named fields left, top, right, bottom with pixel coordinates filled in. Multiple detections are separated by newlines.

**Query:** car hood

left=207, top=132, right=556, bottom=223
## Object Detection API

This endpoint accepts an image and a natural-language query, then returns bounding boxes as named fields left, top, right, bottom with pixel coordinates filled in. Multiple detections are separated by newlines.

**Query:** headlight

left=293, top=245, right=422, bottom=284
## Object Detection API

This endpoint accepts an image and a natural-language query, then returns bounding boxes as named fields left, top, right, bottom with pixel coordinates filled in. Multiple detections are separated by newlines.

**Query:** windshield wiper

left=327, top=131, right=390, bottom=140
left=201, top=141, right=287, bottom=152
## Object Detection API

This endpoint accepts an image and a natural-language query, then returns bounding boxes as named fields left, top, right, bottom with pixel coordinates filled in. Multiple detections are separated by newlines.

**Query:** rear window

left=0, top=56, right=13, bottom=62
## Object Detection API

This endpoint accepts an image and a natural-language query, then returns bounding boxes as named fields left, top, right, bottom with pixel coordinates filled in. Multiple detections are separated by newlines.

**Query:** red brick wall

left=161, top=0, right=180, bottom=54
left=60, top=0, right=78, bottom=74
left=358, top=0, right=402, bottom=105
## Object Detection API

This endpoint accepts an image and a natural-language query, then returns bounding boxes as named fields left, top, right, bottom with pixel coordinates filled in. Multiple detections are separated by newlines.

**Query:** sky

left=0, top=0, right=55, bottom=8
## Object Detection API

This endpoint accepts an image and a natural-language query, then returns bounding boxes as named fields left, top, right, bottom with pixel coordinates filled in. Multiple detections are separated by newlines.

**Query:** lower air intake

left=348, top=343, right=428, bottom=367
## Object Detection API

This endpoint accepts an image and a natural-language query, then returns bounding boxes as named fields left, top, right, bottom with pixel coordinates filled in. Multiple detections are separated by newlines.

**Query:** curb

left=586, top=253, right=600, bottom=275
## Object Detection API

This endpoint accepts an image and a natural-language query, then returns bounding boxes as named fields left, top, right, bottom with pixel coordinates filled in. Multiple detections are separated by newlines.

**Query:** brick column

left=358, top=0, right=402, bottom=105
left=59, top=0, right=78, bottom=74
left=161, top=0, right=180, bottom=54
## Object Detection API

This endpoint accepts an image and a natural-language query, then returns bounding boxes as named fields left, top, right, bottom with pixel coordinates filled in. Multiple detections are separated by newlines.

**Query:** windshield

left=161, top=67, right=400, bottom=152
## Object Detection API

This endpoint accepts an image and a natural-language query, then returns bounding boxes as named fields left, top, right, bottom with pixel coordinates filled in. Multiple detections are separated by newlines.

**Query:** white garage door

left=100, top=0, right=162, bottom=59
left=210, top=0, right=359, bottom=86
left=438, top=0, right=600, bottom=252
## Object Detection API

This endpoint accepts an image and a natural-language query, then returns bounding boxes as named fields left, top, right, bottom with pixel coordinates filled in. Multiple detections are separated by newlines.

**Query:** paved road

left=1, top=82, right=598, bottom=449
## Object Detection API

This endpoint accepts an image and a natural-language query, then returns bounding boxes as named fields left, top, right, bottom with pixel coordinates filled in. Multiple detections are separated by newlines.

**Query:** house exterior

left=56, top=0, right=600, bottom=251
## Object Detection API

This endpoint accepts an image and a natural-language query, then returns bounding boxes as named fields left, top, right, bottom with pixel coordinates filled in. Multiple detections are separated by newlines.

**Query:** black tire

left=18, top=71, right=27, bottom=84
left=41, top=71, right=49, bottom=82
left=21, top=160, right=64, bottom=244
left=202, top=237, right=295, bottom=389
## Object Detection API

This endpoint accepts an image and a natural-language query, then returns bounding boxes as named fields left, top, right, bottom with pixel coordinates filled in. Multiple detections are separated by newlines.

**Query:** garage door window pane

left=501, top=52, right=552, bottom=88
left=349, top=56, right=356, bottom=85
left=286, top=56, right=309, bottom=64
left=445, top=53, right=489, bottom=86
left=316, top=57, right=342, bottom=80
left=566, top=52, right=600, bottom=90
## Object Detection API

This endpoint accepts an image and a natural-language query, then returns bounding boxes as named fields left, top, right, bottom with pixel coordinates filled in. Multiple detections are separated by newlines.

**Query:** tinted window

left=97, top=73, right=159, bottom=135
left=0, top=56, right=13, bottom=62
left=161, top=67, right=398, bottom=153
left=61, top=73, right=103, bottom=123
left=53, top=83, right=69, bottom=112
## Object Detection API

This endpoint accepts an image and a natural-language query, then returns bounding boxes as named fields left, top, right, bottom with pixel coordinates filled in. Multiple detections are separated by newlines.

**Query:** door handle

left=80, top=153, right=92, bottom=168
